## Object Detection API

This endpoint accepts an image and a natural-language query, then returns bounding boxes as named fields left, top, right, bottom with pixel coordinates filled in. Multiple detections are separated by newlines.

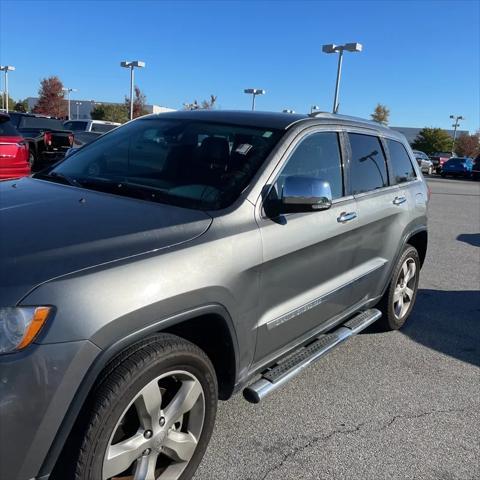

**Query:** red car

left=0, top=113, right=30, bottom=180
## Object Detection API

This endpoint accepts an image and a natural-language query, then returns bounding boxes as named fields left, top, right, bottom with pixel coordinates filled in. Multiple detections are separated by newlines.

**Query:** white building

left=26, top=97, right=175, bottom=119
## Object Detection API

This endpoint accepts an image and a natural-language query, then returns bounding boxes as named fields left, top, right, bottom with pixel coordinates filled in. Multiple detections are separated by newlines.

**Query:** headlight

left=0, top=307, right=52, bottom=354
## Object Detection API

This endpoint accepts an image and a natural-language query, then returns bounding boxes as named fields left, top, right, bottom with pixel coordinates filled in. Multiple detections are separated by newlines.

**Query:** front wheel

left=74, top=334, right=218, bottom=480
left=377, top=244, right=420, bottom=330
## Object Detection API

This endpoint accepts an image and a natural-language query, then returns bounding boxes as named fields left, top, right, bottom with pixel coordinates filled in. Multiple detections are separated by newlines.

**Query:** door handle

left=393, top=196, right=407, bottom=206
left=337, top=211, right=357, bottom=223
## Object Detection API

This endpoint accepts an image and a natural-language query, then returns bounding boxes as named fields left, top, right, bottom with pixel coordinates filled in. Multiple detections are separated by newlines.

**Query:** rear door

left=346, top=132, right=415, bottom=303
left=254, top=128, right=362, bottom=362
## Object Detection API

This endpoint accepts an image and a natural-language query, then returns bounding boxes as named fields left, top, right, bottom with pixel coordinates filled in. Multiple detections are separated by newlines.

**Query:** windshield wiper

left=34, top=171, right=81, bottom=187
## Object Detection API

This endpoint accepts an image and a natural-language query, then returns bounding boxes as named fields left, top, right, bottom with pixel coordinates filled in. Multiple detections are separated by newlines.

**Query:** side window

left=348, top=133, right=388, bottom=194
left=387, top=139, right=417, bottom=184
left=274, top=132, right=344, bottom=200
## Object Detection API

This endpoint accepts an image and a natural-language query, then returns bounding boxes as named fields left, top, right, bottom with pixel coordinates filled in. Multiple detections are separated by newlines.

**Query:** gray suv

left=0, top=111, right=428, bottom=480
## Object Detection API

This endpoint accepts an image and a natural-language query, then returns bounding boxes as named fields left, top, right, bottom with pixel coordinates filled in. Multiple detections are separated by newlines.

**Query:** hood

left=0, top=178, right=212, bottom=304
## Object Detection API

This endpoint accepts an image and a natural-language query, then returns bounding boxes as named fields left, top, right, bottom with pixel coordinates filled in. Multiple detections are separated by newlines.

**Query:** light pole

left=322, top=43, right=362, bottom=114
left=244, top=88, right=265, bottom=111
left=62, top=87, right=77, bottom=120
left=75, top=101, right=82, bottom=119
left=449, top=114, right=464, bottom=155
left=0, top=65, right=15, bottom=114
left=121, top=60, right=146, bottom=120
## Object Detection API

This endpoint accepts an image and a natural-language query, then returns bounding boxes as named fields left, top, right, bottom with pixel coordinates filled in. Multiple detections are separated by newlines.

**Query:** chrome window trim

left=256, top=126, right=350, bottom=216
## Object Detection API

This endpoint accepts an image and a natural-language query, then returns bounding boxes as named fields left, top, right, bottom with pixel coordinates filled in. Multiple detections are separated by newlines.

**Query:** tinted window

left=349, top=133, right=388, bottom=194
left=91, top=123, right=117, bottom=133
left=0, top=117, right=20, bottom=136
left=387, top=139, right=416, bottom=184
left=50, top=119, right=283, bottom=210
left=273, top=132, right=343, bottom=200
left=19, top=117, right=65, bottom=130
left=64, top=121, right=88, bottom=131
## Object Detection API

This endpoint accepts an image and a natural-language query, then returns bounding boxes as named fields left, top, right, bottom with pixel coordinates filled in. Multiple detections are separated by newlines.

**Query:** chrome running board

left=243, top=308, right=382, bottom=404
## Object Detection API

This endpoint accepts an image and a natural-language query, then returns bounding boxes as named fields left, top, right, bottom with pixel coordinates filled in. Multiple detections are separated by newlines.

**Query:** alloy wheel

left=102, top=370, right=205, bottom=480
left=393, top=257, right=417, bottom=320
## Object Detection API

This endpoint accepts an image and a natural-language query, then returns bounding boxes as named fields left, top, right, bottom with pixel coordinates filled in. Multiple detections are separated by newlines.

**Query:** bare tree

left=184, top=95, right=217, bottom=111
left=370, top=103, right=390, bottom=125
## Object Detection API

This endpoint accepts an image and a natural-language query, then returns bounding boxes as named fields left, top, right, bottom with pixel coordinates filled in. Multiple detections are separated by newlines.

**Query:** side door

left=253, top=128, right=362, bottom=363
left=346, top=132, right=414, bottom=304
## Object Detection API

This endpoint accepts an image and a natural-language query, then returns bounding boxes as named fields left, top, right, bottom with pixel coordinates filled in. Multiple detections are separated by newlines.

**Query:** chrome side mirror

left=280, top=176, right=333, bottom=213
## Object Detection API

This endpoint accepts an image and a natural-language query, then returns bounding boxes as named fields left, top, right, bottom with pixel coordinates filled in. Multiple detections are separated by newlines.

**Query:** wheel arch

left=42, top=303, right=239, bottom=479
left=406, top=228, right=428, bottom=267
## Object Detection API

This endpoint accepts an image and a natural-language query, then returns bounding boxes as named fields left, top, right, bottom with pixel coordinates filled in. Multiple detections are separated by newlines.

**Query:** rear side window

left=0, top=117, right=19, bottom=136
left=387, top=139, right=416, bottom=184
left=348, top=133, right=388, bottom=194
left=274, top=132, right=344, bottom=199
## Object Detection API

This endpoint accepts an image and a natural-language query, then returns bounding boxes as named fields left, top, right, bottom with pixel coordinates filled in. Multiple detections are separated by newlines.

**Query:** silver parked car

left=0, top=111, right=428, bottom=480
left=412, top=149, right=434, bottom=175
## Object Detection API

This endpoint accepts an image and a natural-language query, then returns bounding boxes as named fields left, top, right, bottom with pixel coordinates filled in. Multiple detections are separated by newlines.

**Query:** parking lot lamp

left=62, top=87, right=77, bottom=120
left=449, top=114, right=464, bottom=156
left=75, top=101, right=82, bottom=119
left=244, top=88, right=265, bottom=111
left=121, top=61, right=146, bottom=120
left=0, top=65, right=15, bottom=114
left=322, top=43, right=362, bottom=114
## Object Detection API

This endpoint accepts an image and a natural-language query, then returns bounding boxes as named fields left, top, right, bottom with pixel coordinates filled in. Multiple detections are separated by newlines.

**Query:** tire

left=377, top=244, right=420, bottom=331
left=28, top=151, right=36, bottom=170
left=441, top=172, right=446, bottom=178
left=74, top=334, right=218, bottom=480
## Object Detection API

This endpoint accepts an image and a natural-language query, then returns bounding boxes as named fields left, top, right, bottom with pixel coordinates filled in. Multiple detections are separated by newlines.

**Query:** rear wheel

left=74, top=334, right=218, bottom=480
left=377, top=244, right=420, bottom=330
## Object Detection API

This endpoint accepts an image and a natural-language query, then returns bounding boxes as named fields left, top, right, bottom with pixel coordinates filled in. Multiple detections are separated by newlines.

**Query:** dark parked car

left=8, top=112, right=74, bottom=169
left=0, top=111, right=429, bottom=480
left=0, top=113, right=30, bottom=180
left=441, top=157, right=474, bottom=178
left=472, top=156, right=480, bottom=180
left=429, top=151, right=451, bottom=173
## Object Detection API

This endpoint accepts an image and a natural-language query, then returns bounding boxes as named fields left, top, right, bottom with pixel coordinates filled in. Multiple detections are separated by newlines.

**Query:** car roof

left=140, top=109, right=403, bottom=139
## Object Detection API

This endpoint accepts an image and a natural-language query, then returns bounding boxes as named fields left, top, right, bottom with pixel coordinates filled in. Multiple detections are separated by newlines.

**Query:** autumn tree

left=91, top=104, right=128, bottom=123
left=33, top=76, right=67, bottom=118
left=125, top=86, right=148, bottom=119
left=370, top=103, right=390, bottom=125
left=412, top=128, right=453, bottom=155
left=454, top=132, right=480, bottom=158
left=184, top=95, right=217, bottom=111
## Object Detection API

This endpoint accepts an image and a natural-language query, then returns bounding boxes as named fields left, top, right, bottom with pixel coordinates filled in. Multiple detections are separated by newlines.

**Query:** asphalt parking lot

left=194, top=176, right=480, bottom=480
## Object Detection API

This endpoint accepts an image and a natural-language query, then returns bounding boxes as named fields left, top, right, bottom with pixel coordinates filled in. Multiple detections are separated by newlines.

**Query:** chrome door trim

left=266, top=259, right=387, bottom=330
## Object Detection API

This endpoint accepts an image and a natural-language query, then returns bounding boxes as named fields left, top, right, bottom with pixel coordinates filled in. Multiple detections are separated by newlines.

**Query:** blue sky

left=1, top=0, right=479, bottom=132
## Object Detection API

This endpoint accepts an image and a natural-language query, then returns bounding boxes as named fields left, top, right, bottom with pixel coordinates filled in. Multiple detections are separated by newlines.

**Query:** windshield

left=47, top=118, right=283, bottom=210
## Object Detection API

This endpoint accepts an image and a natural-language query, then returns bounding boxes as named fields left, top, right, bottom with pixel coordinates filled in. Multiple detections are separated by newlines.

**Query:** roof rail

left=307, top=112, right=392, bottom=131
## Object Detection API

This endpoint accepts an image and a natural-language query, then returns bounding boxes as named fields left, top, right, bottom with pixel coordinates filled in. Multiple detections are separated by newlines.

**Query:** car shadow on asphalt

left=364, top=289, right=480, bottom=367
left=457, top=233, right=480, bottom=247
